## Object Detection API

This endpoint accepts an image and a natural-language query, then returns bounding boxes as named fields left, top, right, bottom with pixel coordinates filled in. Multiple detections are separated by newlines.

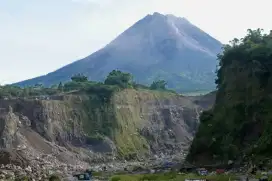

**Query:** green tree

left=150, top=80, right=167, bottom=90
left=22, top=87, right=30, bottom=97
left=104, top=70, right=133, bottom=88
left=63, top=81, right=81, bottom=91
left=50, top=84, right=58, bottom=89
left=34, top=83, right=43, bottom=89
left=71, top=73, right=88, bottom=82
left=57, top=82, right=63, bottom=91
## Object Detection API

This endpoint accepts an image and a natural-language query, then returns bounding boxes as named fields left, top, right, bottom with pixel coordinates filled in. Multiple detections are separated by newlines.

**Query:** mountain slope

left=15, top=12, right=222, bottom=92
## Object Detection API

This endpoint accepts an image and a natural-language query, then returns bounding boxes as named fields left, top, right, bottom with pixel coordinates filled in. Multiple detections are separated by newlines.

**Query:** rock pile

left=0, top=164, right=49, bottom=180
left=0, top=162, right=90, bottom=181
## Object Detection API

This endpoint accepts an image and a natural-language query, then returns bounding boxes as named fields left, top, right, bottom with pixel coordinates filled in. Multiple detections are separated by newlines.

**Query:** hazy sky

left=0, top=0, right=271, bottom=84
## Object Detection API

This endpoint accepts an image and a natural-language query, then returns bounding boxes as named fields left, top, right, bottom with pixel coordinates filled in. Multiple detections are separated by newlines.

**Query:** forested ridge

left=0, top=70, right=172, bottom=99
left=187, top=29, right=272, bottom=164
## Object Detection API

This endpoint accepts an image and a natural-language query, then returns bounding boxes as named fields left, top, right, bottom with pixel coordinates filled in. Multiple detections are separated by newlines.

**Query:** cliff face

left=0, top=89, right=205, bottom=167
left=112, top=90, right=200, bottom=159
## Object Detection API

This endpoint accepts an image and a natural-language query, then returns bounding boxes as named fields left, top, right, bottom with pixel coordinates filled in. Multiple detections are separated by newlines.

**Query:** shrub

left=49, top=174, right=61, bottom=181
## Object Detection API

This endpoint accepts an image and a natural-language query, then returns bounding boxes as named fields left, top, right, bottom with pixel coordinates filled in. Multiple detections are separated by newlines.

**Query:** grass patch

left=92, top=171, right=103, bottom=177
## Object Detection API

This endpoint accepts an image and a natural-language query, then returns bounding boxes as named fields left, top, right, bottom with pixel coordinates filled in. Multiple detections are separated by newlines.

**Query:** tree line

left=0, top=70, right=170, bottom=99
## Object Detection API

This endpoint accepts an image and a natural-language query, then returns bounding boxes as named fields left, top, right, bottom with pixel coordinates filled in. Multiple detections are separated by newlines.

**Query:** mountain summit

left=15, top=12, right=222, bottom=92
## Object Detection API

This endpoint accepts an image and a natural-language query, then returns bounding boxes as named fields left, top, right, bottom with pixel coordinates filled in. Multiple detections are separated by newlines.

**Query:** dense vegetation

left=187, top=29, right=272, bottom=164
left=0, top=70, right=172, bottom=99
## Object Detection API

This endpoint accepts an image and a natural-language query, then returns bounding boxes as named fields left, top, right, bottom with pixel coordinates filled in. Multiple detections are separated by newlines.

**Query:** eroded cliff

left=0, top=89, right=204, bottom=168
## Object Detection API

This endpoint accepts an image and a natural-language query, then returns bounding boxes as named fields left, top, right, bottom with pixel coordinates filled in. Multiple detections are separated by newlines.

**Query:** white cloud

left=0, top=0, right=271, bottom=84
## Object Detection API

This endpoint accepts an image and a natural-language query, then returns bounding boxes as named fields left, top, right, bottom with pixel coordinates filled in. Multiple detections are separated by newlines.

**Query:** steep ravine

left=0, top=89, right=212, bottom=169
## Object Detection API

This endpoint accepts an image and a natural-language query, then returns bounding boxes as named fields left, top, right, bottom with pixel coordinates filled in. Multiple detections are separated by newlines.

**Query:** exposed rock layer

left=0, top=89, right=214, bottom=169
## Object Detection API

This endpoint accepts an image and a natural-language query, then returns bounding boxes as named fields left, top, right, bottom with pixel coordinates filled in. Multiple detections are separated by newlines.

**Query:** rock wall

left=0, top=89, right=204, bottom=166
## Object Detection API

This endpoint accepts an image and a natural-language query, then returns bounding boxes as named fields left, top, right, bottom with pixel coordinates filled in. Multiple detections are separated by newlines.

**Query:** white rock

left=25, top=166, right=32, bottom=173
